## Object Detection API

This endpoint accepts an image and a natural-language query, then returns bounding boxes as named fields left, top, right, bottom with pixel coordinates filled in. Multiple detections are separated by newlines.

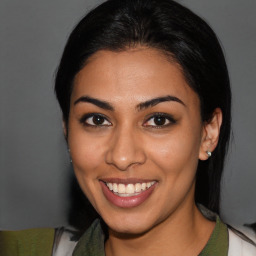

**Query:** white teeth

left=118, top=184, right=126, bottom=193
left=113, top=183, right=118, bottom=193
left=105, top=181, right=156, bottom=196
left=126, top=184, right=135, bottom=194
left=135, top=183, right=141, bottom=192
left=107, top=183, right=113, bottom=191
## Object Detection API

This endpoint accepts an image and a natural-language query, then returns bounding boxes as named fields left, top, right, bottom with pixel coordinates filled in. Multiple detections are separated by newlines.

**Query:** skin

left=66, top=47, right=222, bottom=255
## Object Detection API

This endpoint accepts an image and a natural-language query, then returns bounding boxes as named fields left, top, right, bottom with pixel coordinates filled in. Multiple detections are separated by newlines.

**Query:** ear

left=62, top=119, right=68, bottom=140
left=199, top=108, right=222, bottom=161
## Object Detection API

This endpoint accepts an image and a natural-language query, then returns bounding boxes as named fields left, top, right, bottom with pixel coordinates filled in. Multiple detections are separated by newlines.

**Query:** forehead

left=72, top=48, right=199, bottom=108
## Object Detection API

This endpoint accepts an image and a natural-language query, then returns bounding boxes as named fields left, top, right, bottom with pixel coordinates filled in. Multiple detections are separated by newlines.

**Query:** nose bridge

left=105, top=123, right=146, bottom=171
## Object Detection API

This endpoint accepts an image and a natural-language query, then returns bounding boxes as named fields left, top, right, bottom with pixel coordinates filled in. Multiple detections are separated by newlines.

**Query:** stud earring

left=206, top=151, right=212, bottom=157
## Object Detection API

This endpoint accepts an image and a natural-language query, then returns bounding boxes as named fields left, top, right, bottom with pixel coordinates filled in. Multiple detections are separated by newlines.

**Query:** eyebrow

left=74, top=96, right=114, bottom=111
left=136, top=95, right=185, bottom=111
left=74, top=95, right=185, bottom=111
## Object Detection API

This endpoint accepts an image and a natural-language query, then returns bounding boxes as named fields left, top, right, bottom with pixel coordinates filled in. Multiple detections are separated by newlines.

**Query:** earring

left=206, top=151, right=212, bottom=157
left=68, top=148, right=72, bottom=163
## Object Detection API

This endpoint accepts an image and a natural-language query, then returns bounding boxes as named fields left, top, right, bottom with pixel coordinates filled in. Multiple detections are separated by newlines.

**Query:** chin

left=108, top=220, right=152, bottom=236
left=101, top=209, right=159, bottom=236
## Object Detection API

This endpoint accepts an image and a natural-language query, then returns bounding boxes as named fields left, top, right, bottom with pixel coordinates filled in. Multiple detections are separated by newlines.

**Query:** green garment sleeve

left=0, top=228, right=55, bottom=256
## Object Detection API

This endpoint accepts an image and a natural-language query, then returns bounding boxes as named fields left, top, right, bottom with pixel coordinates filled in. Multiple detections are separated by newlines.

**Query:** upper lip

left=100, top=178, right=157, bottom=184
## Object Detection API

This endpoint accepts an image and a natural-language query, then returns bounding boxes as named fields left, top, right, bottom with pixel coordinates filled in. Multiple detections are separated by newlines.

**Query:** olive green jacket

left=1, top=208, right=255, bottom=256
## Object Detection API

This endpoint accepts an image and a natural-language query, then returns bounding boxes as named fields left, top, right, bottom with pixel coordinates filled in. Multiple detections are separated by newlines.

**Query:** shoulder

left=228, top=228, right=256, bottom=256
left=0, top=226, right=79, bottom=256
left=0, top=228, right=55, bottom=256
left=51, top=220, right=104, bottom=256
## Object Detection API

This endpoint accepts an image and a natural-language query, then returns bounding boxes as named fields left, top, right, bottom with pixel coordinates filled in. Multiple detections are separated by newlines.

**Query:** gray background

left=1, top=0, right=255, bottom=230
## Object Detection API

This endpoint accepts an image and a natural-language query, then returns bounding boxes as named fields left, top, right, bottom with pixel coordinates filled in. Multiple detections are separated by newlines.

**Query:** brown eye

left=154, top=116, right=167, bottom=126
left=80, top=114, right=112, bottom=127
left=143, top=113, right=176, bottom=128
left=92, top=115, right=105, bottom=125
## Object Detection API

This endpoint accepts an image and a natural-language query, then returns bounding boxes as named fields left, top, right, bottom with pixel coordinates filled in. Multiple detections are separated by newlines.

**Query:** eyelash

left=143, top=113, right=176, bottom=128
left=79, top=113, right=176, bottom=128
left=79, top=113, right=112, bottom=127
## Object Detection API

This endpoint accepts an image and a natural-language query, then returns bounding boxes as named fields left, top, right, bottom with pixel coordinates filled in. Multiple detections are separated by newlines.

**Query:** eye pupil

left=93, top=115, right=104, bottom=125
left=154, top=116, right=166, bottom=125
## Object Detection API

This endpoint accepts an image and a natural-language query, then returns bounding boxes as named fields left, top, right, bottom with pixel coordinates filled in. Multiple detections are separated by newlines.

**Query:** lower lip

left=100, top=181, right=156, bottom=208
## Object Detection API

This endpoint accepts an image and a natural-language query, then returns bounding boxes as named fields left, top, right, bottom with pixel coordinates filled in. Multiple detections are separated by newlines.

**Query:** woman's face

left=67, top=48, right=208, bottom=234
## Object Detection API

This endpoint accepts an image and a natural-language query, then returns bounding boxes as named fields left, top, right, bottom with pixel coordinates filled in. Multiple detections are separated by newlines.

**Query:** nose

left=105, top=127, right=146, bottom=171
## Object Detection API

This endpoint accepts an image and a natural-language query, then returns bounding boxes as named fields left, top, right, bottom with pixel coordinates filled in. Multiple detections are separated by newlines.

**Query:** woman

left=2, top=0, right=256, bottom=255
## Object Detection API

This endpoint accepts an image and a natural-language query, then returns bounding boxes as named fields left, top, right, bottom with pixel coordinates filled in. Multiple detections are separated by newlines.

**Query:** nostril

left=104, top=129, right=146, bottom=170
left=105, top=144, right=146, bottom=171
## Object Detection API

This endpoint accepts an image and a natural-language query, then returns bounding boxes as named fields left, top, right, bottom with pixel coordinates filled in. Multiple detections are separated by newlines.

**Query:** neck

left=105, top=202, right=215, bottom=256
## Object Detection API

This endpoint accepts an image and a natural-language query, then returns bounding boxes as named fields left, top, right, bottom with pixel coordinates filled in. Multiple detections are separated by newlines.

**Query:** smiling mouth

left=104, top=181, right=156, bottom=197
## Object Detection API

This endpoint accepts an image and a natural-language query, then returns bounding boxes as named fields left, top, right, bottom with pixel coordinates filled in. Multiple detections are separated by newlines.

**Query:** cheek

left=147, top=126, right=202, bottom=178
left=68, top=126, right=106, bottom=177
left=68, top=127, right=107, bottom=208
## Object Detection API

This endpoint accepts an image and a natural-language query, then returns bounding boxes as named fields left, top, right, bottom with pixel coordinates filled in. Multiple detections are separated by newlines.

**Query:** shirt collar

left=73, top=206, right=228, bottom=256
